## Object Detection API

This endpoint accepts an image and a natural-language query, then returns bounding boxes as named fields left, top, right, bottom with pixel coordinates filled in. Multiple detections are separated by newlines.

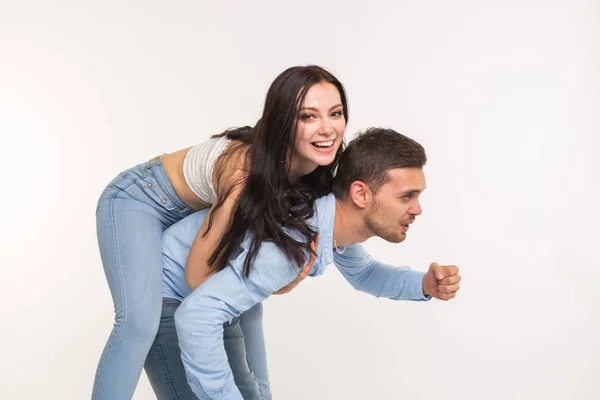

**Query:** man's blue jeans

left=145, top=298, right=272, bottom=400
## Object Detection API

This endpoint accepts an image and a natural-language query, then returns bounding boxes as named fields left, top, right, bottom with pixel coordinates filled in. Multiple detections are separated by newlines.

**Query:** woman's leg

left=92, top=194, right=166, bottom=400
left=92, top=159, right=192, bottom=400
left=239, top=303, right=272, bottom=400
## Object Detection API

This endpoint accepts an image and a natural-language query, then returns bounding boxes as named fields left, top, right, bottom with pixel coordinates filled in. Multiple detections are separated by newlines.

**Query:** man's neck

left=332, top=197, right=370, bottom=247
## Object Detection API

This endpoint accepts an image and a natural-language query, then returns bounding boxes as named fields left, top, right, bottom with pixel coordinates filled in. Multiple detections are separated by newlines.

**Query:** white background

left=1, top=1, right=599, bottom=399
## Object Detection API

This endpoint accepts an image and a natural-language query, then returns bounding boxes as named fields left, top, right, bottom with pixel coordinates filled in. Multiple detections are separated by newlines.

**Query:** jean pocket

left=134, top=175, right=179, bottom=211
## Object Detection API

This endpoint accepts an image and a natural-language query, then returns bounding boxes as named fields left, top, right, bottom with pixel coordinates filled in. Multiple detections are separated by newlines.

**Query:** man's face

left=364, top=168, right=426, bottom=243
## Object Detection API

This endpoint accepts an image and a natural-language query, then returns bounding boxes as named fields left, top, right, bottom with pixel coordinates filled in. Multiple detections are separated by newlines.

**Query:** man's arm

left=174, top=250, right=298, bottom=399
left=332, top=243, right=431, bottom=301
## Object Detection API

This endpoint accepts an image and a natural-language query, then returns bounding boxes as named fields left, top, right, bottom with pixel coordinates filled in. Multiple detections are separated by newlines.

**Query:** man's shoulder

left=313, top=193, right=336, bottom=227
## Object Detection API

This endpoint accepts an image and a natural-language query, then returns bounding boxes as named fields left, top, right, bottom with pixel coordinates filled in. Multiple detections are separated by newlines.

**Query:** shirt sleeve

left=332, top=243, right=431, bottom=301
left=174, top=252, right=297, bottom=399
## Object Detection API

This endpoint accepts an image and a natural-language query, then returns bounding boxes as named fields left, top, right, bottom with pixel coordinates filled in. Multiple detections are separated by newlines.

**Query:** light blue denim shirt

left=162, top=193, right=430, bottom=399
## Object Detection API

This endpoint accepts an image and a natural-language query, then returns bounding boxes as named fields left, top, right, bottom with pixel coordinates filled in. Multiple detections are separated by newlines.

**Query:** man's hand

left=422, top=262, right=461, bottom=301
left=273, top=234, right=319, bottom=295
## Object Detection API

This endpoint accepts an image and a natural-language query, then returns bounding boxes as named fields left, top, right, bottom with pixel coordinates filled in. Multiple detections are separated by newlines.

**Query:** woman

left=93, top=65, right=348, bottom=400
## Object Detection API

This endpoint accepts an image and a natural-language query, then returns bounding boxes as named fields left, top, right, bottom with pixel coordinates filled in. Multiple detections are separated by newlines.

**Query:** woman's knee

left=114, top=302, right=162, bottom=343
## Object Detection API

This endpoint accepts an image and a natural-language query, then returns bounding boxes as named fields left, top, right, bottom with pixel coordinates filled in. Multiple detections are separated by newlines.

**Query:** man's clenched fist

left=422, top=262, right=461, bottom=301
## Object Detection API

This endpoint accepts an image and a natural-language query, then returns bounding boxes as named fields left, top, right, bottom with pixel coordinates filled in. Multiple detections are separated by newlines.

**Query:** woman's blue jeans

left=93, top=158, right=195, bottom=399
left=93, top=158, right=270, bottom=399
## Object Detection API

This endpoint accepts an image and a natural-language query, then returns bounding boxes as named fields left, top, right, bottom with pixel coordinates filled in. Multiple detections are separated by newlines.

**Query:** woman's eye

left=331, top=111, right=343, bottom=117
left=301, top=114, right=315, bottom=120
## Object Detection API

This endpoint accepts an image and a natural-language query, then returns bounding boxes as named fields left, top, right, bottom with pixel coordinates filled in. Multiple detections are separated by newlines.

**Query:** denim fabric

left=145, top=298, right=268, bottom=400
left=92, top=158, right=194, bottom=400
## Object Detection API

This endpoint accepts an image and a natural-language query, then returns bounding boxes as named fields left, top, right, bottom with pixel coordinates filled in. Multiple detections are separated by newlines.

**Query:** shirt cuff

left=413, top=271, right=431, bottom=301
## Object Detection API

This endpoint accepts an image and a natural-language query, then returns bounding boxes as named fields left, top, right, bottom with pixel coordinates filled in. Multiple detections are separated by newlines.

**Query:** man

left=157, top=128, right=461, bottom=399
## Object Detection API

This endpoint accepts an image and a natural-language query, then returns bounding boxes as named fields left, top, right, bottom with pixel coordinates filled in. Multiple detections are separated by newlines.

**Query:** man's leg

left=239, top=303, right=272, bottom=400
left=222, top=316, right=262, bottom=400
left=145, top=298, right=261, bottom=400
left=145, top=297, right=198, bottom=399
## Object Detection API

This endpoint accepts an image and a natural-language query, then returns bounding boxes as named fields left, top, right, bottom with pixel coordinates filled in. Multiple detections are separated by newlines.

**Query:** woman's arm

left=185, top=146, right=248, bottom=289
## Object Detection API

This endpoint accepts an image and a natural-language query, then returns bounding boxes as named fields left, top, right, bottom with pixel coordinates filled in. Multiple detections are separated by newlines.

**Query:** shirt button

left=161, top=199, right=167, bottom=204
left=147, top=183, right=152, bottom=187
left=219, top=301, right=225, bottom=305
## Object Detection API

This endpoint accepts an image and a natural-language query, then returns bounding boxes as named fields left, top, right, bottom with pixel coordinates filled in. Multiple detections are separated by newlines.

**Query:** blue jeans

left=145, top=299, right=272, bottom=400
left=238, top=303, right=271, bottom=399
left=93, top=158, right=194, bottom=399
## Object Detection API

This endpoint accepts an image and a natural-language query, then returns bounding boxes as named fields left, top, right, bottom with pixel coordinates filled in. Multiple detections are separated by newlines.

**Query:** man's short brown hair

left=332, top=127, right=427, bottom=199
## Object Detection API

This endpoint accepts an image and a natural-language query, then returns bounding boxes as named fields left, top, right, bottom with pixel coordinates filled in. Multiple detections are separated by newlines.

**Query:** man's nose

left=410, top=200, right=423, bottom=216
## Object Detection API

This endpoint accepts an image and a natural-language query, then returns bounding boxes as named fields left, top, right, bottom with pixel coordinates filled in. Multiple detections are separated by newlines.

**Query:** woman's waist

left=160, top=148, right=211, bottom=211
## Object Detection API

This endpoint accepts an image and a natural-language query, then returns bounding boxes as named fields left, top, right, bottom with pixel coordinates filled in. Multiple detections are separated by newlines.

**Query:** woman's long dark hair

left=206, top=65, right=349, bottom=277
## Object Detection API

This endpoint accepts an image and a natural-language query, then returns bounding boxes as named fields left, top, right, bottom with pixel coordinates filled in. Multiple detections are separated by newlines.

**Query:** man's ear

left=348, top=181, right=371, bottom=209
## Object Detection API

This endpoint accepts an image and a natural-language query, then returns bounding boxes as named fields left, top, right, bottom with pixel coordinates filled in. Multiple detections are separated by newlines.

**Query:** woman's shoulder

left=213, top=140, right=251, bottom=195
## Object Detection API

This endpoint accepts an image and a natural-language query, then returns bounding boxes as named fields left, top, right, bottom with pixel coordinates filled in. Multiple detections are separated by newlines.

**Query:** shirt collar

left=310, top=193, right=336, bottom=276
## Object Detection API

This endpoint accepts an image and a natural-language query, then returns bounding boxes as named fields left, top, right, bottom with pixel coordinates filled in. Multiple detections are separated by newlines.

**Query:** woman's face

left=288, top=82, right=346, bottom=177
